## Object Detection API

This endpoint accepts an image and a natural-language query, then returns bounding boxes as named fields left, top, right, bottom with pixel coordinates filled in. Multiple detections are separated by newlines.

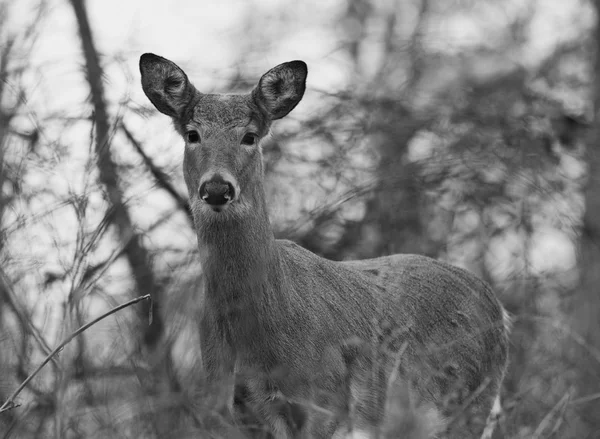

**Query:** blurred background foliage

left=1, top=0, right=600, bottom=437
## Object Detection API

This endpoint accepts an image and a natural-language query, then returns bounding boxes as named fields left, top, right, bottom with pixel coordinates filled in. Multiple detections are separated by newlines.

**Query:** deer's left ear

left=140, top=53, right=197, bottom=118
left=253, top=60, right=307, bottom=120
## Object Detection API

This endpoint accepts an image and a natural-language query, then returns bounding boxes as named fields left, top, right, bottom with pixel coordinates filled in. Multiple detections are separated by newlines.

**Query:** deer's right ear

left=139, top=53, right=196, bottom=118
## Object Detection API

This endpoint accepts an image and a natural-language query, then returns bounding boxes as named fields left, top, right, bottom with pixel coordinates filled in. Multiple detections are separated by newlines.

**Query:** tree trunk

left=335, top=0, right=433, bottom=259
left=69, top=0, right=162, bottom=347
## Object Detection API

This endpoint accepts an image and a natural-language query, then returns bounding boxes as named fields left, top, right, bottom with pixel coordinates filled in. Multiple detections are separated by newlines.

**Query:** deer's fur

left=140, top=53, right=509, bottom=439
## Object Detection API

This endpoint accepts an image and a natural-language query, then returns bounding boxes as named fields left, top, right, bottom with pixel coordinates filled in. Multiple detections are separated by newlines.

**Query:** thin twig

left=0, top=269, right=58, bottom=368
left=519, top=315, right=600, bottom=365
left=385, top=341, right=409, bottom=399
left=570, top=392, right=600, bottom=406
left=531, top=391, right=571, bottom=439
left=0, top=294, right=151, bottom=415
left=445, top=377, right=492, bottom=429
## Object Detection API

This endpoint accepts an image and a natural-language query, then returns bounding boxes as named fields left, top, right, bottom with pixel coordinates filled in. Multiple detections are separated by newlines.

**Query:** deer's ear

left=253, top=60, right=307, bottom=120
left=140, top=53, right=196, bottom=118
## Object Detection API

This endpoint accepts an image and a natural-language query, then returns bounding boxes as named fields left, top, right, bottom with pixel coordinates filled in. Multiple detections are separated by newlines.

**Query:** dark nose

left=199, top=176, right=235, bottom=206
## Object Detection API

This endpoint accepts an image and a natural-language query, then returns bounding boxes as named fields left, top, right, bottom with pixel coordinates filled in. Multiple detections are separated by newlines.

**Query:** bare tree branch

left=0, top=269, right=58, bottom=367
left=120, top=123, right=193, bottom=226
left=0, top=294, right=151, bottom=415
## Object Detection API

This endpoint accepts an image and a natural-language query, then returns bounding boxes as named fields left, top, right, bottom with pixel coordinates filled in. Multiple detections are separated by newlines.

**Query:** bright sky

left=8, top=0, right=593, bottom=120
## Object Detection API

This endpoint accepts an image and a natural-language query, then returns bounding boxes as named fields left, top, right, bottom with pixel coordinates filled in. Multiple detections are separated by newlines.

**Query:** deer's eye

left=241, top=133, right=257, bottom=145
left=186, top=130, right=200, bottom=143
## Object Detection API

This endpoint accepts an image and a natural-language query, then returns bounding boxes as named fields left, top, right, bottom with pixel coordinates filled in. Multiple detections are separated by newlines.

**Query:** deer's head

left=139, top=54, right=307, bottom=222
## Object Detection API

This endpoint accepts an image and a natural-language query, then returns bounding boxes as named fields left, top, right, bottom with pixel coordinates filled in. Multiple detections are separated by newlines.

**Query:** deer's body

left=140, top=54, right=509, bottom=438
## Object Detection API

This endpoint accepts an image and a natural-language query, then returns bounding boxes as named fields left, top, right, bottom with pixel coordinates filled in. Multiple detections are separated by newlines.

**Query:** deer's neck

left=196, top=200, right=281, bottom=316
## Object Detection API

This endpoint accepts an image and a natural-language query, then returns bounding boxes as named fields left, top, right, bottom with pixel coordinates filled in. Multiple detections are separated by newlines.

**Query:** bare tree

left=69, top=0, right=162, bottom=347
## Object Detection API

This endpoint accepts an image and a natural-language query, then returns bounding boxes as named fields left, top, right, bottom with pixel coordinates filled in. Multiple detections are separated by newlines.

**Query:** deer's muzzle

left=199, top=175, right=235, bottom=208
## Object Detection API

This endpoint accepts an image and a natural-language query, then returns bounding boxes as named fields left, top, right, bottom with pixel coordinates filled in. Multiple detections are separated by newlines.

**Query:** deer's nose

left=199, top=176, right=235, bottom=207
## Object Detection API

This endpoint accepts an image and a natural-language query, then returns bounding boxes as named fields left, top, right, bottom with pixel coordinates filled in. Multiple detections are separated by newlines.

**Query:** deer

left=139, top=53, right=510, bottom=439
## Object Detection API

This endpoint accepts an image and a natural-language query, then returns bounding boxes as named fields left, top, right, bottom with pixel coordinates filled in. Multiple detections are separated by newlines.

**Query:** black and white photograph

left=0, top=1, right=598, bottom=438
